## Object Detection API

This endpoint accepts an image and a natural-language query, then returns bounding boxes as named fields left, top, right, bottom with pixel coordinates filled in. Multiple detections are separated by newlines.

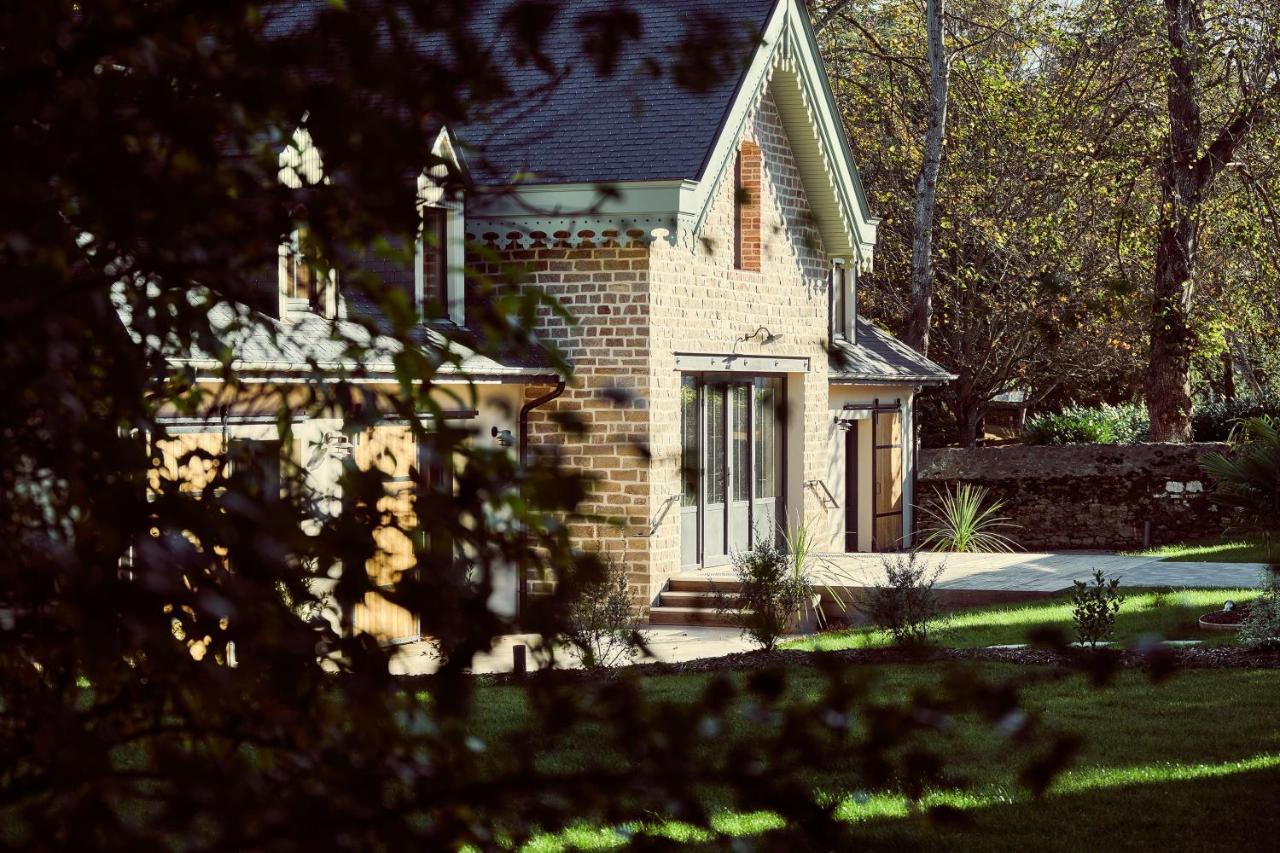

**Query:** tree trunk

left=1146, top=220, right=1198, bottom=441
left=1146, top=0, right=1202, bottom=443
left=1146, top=0, right=1277, bottom=440
left=957, top=405, right=982, bottom=448
left=1221, top=349, right=1235, bottom=401
left=905, top=0, right=948, bottom=357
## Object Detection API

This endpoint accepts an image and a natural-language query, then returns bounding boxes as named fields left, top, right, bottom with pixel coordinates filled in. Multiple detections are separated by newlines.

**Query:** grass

left=783, top=587, right=1263, bottom=652
left=467, top=663, right=1280, bottom=850
left=1123, top=534, right=1276, bottom=563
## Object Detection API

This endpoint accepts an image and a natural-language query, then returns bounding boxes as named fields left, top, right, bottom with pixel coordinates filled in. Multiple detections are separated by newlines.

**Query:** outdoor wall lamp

left=734, top=326, right=784, bottom=352
left=491, top=426, right=514, bottom=448
left=306, top=431, right=353, bottom=471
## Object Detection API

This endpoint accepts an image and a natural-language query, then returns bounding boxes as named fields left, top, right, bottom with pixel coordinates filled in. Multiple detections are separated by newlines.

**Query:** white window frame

left=278, top=227, right=337, bottom=321
left=831, top=259, right=855, bottom=343
left=415, top=173, right=465, bottom=325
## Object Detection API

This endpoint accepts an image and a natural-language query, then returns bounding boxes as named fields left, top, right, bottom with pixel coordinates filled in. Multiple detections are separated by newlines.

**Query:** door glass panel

left=752, top=377, right=782, bottom=544
left=706, top=389, right=725, bottom=505
left=731, top=386, right=750, bottom=503
left=754, top=378, right=778, bottom=499
left=680, top=376, right=698, bottom=507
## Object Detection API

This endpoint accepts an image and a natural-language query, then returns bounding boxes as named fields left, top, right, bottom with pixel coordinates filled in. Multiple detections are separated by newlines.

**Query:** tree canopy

left=0, top=1, right=1082, bottom=847
left=814, top=0, right=1280, bottom=445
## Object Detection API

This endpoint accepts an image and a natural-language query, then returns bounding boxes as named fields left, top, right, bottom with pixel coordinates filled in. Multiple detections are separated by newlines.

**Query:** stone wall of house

left=918, top=443, right=1235, bottom=550
left=467, top=242, right=654, bottom=605
left=647, top=87, right=833, bottom=592
left=466, top=86, right=839, bottom=611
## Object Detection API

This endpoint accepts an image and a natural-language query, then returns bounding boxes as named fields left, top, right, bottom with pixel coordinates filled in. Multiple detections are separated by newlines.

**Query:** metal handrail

left=804, top=479, right=840, bottom=509
left=643, top=493, right=683, bottom=537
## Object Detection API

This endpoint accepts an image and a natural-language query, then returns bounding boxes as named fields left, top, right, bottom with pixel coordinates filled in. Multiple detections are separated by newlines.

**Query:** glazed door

left=843, top=425, right=859, bottom=551
left=680, top=376, right=785, bottom=568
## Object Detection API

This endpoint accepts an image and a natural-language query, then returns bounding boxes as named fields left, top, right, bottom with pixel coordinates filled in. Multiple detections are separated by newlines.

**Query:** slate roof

left=829, top=319, right=955, bottom=385
left=116, top=292, right=558, bottom=381
left=263, top=0, right=779, bottom=186
left=459, top=0, right=777, bottom=184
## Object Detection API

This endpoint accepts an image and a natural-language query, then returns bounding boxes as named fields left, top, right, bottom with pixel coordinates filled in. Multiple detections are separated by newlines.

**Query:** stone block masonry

left=918, top=443, right=1236, bottom=550
left=469, top=243, right=656, bottom=607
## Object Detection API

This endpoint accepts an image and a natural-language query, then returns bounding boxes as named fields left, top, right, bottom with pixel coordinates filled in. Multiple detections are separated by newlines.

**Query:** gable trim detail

left=684, top=0, right=878, bottom=268
left=462, top=0, right=879, bottom=264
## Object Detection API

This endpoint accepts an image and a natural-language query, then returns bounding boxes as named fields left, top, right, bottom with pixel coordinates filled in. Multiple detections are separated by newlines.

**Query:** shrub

left=1193, top=394, right=1280, bottom=442
left=566, top=559, right=642, bottom=669
left=918, top=483, right=1019, bottom=552
left=1026, top=402, right=1149, bottom=446
left=861, top=552, right=943, bottom=645
left=1071, top=570, right=1124, bottom=648
left=1199, top=416, right=1280, bottom=555
left=728, top=538, right=812, bottom=651
left=1239, top=572, right=1280, bottom=650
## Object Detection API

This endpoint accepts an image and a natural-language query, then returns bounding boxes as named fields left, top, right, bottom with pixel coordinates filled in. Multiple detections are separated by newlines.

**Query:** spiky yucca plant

left=1200, top=416, right=1280, bottom=560
left=918, top=483, right=1019, bottom=553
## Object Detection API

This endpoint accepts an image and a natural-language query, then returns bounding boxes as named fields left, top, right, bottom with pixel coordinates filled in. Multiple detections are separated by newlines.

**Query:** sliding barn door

left=350, top=424, right=421, bottom=645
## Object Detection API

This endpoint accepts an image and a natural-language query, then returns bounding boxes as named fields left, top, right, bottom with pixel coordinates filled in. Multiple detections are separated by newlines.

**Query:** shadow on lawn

left=838, top=761, right=1280, bottom=853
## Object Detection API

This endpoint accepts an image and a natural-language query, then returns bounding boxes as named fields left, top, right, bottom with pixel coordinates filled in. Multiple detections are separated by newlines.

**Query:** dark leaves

left=576, top=6, right=642, bottom=76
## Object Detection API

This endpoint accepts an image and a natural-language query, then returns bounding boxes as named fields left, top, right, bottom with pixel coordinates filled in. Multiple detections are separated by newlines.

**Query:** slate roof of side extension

left=115, top=295, right=558, bottom=382
left=829, top=319, right=956, bottom=386
left=263, top=0, right=779, bottom=185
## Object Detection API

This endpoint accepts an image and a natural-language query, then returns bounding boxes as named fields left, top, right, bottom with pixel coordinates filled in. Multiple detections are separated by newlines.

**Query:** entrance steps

left=648, top=575, right=747, bottom=627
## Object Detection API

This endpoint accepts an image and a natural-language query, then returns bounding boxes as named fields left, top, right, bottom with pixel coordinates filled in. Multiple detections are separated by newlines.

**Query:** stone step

left=666, top=576, right=744, bottom=594
left=648, top=606, right=745, bottom=627
left=657, top=589, right=741, bottom=609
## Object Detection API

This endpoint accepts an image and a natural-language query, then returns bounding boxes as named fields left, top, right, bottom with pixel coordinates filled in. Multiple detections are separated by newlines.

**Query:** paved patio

left=810, top=551, right=1272, bottom=592
left=390, top=552, right=1272, bottom=675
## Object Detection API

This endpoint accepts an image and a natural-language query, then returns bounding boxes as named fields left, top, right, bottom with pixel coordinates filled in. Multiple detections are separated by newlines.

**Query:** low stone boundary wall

left=917, top=443, right=1234, bottom=550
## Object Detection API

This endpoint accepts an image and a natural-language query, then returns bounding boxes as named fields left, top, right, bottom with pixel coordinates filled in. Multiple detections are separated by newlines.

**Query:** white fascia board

left=466, top=180, right=697, bottom=241
left=786, top=0, right=880, bottom=265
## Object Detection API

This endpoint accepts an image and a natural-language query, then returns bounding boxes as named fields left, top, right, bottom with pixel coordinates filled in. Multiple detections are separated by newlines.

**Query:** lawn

left=1123, top=534, right=1276, bottom=563
left=784, top=587, right=1263, bottom=652
left=468, top=663, right=1280, bottom=851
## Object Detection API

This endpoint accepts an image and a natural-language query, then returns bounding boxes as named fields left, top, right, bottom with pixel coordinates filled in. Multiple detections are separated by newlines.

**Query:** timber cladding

left=918, top=443, right=1237, bottom=550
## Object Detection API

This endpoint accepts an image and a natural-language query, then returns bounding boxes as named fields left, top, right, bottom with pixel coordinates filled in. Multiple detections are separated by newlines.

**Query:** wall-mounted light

left=307, top=431, right=353, bottom=470
left=491, top=426, right=514, bottom=448
left=734, top=326, right=784, bottom=352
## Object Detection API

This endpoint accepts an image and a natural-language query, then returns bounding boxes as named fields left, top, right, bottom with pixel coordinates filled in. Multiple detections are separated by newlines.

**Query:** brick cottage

left=140, top=0, right=952, bottom=641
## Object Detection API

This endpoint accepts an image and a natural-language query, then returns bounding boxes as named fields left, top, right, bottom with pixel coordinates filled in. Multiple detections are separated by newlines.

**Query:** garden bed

left=1199, top=605, right=1250, bottom=632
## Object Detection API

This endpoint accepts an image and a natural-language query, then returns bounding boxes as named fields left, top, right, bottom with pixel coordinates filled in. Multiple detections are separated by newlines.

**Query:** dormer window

left=283, top=227, right=320, bottom=305
left=277, top=127, right=337, bottom=321
left=418, top=205, right=450, bottom=319
left=416, top=129, right=465, bottom=324
left=279, top=227, right=336, bottom=320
